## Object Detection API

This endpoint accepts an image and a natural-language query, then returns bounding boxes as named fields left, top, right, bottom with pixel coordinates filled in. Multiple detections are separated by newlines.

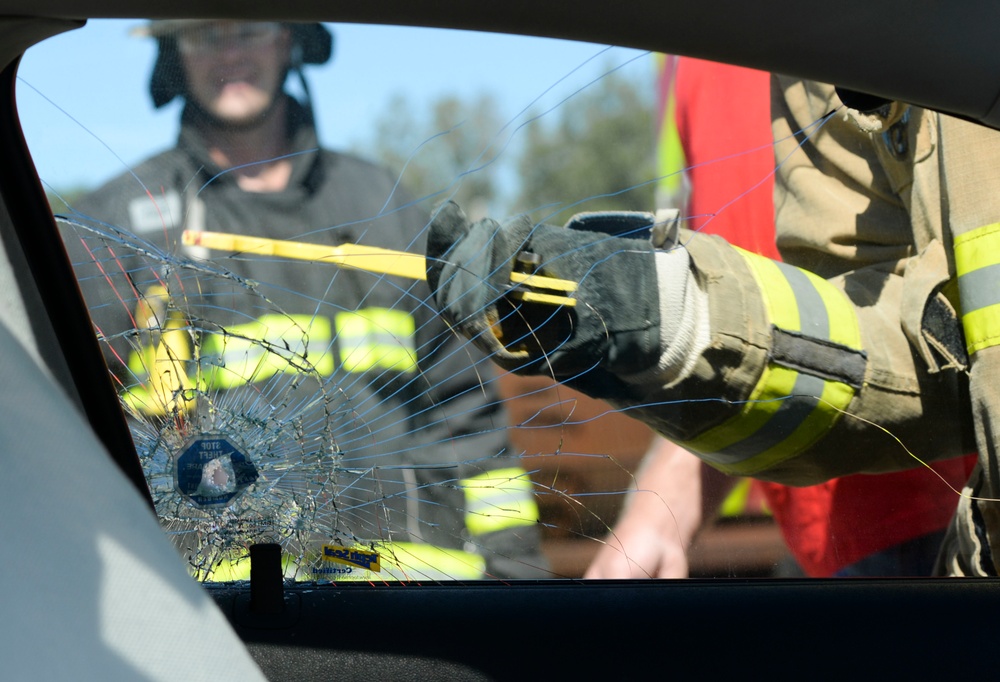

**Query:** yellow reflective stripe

left=741, top=253, right=800, bottom=330
left=122, top=286, right=195, bottom=417
left=199, top=552, right=301, bottom=582
left=334, top=308, right=417, bottom=374
left=682, top=364, right=796, bottom=455
left=201, top=542, right=487, bottom=582
left=682, top=250, right=860, bottom=475
left=126, top=343, right=154, bottom=380
left=955, top=222, right=1000, bottom=273
left=739, top=249, right=863, bottom=347
left=718, top=478, right=771, bottom=517
left=745, top=378, right=855, bottom=473
left=201, top=554, right=252, bottom=582
left=200, top=314, right=333, bottom=389
left=718, top=478, right=751, bottom=518
left=310, top=542, right=486, bottom=582
left=460, top=467, right=540, bottom=535
left=120, top=380, right=196, bottom=417
left=954, top=222, right=1000, bottom=353
left=656, top=54, right=686, bottom=198
left=960, top=305, right=1000, bottom=354
left=126, top=283, right=170, bottom=382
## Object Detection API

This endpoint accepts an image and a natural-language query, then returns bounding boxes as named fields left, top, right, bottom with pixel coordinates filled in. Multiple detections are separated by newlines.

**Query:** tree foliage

left=47, top=187, right=91, bottom=214
left=358, top=92, right=505, bottom=219
left=511, top=65, right=656, bottom=226
left=357, top=64, right=656, bottom=226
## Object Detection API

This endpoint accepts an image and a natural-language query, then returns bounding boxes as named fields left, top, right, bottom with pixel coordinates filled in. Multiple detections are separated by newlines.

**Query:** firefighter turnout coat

left=619, top=79, right=1000, bottom=575
left=66, top=97, right=548, bottom=580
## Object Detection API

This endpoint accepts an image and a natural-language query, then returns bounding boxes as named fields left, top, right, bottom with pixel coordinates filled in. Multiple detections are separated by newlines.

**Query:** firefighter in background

left=68, top=20, right=548, bottom=580
left=586, top=56, right=975, bottom=579
left=426, top=68, right=1000, bottom=575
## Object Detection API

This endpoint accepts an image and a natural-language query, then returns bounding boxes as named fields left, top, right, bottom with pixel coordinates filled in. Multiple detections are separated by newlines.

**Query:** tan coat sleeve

left=619, top=78, right=974, bottom=486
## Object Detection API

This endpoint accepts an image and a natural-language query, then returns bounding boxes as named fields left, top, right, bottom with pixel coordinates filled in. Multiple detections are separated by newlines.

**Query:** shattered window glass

left=19, top=20, right=653, bottom=582
left=18, top=19, right=965, bottom=583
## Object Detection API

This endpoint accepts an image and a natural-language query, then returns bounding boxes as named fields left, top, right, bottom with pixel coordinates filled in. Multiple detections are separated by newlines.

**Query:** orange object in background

left=499, top=373, right=789, bottom=577
left=499, top=373, right=652, bottom=577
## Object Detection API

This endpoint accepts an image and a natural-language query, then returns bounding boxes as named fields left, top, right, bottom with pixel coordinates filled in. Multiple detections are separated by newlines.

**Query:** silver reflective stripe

left=777, top=261, right=829, bottom=338
left=956, top=263, right=1000, bottom=314
left=334, top=308, right=417, bottom=373
left=461, top=468, right=540, bottom=535
left=697, top=374, right=827, bottom=468
left=682, top=249, right=862, bottom=475
left=200, top=315, right=334, bottom=388
left=953, top=221, right=1000, bottom=353
left=128, top=189, right=182, bottom=233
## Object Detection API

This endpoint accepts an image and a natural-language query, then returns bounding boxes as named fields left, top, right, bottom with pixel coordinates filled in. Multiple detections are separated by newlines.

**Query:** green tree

left=46, top=187, right=91, bottom=214
left=357, top=92, right=505, bottom=219
left=511, top=65, right=656, bottom=226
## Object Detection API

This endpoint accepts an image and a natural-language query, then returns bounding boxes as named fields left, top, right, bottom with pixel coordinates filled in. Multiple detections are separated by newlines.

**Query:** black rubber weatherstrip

left=0, top=56, right=154, bottom=511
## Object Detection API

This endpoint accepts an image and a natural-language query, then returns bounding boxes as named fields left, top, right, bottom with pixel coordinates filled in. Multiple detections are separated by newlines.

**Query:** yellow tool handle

left=508, top=270, right=578, bottom=293
left=183, top=229, right=428, bottom=281
left=181, top=230, right=577, bottom=307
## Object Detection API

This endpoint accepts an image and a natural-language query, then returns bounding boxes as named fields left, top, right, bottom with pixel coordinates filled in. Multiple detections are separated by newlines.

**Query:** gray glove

left=426, top=201, right=663, bottom=397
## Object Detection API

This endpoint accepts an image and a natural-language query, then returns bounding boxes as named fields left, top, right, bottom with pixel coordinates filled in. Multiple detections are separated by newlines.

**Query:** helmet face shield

left=174, top=22, right=284, bottom=57
left=143, top=20, right=333, bottom=109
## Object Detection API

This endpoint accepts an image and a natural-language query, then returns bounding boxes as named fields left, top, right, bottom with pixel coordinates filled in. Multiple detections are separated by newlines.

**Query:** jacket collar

left=176, top=95, right=324, bottom=193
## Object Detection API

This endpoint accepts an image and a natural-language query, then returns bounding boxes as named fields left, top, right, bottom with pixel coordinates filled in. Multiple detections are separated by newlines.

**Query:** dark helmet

left=135, top=21, right=334, bottom=109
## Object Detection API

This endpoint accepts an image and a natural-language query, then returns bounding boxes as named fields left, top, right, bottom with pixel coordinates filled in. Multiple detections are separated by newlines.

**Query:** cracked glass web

left=15, top=19, right=904, bottom=582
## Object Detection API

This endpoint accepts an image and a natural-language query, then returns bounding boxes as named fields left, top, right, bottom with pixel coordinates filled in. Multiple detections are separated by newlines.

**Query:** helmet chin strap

left=293, top=66, right=317, bottom=126
left=288, top=45, right=318, bottom=127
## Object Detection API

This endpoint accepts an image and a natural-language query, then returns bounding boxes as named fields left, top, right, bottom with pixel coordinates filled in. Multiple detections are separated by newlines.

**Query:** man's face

left=178, top=22, right=292, bottom=126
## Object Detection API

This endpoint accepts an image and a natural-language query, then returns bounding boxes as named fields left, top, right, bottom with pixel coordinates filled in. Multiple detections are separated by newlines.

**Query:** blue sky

left=15, top=19, right=653, bottom=194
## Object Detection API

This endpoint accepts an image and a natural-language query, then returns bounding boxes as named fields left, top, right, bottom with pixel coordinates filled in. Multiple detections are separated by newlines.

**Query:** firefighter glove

left=426, top=201, right=676, bottom=397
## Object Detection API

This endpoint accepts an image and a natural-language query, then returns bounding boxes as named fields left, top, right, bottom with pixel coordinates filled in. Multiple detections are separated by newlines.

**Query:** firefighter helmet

left=134, top=20, right=333, bottom=109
